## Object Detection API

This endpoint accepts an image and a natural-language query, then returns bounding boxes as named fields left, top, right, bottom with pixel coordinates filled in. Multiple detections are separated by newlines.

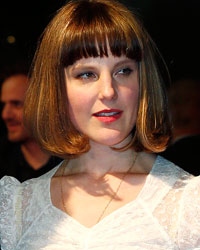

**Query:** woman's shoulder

left=149, top=155, right=200, bottom=197
left=0, top=176, right=24, bottom=248
left=152, top=156, right=200, bottom=248
left=154, top=155, right=200, bottom=201
left=0, top=163, right=60, bottom=189
left=0, top=175, right=20, bottom=191
left=0, top=164, right=61, bottom=248
left=0, top=176, right=22, bottom=210
left=0, top=164, right=61, bottom=207
left=176, top=166, right=200, bottom=248
left=154, top=155, right=193, bottom=179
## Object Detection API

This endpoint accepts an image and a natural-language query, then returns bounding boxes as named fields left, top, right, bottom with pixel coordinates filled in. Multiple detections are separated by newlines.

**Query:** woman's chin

left=89, top=132, right=132, bottom=148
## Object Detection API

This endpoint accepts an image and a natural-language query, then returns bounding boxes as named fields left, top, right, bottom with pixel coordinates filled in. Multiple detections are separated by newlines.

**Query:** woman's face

left=65, top=51, right=139, bottom=147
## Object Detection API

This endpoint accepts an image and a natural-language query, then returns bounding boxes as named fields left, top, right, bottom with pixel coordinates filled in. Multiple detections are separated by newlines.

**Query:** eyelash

left=76, top=72, right=96, bottom=79
left=75, top=67, right=134, bottom=80
left=116, top=67, right=133, bottom=76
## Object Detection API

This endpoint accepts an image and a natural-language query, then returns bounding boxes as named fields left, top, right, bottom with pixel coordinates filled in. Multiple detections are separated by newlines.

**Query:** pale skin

left=51, top=52, right=156, bottom=228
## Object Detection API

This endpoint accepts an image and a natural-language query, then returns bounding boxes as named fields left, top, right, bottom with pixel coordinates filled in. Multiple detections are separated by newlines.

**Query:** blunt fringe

left=24, top=0, right=172, bottom=158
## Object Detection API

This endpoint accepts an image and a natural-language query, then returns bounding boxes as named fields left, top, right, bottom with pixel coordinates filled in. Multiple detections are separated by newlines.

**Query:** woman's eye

left=76, top=72, right=96, bottom=80
left=117, top=67, right=133, bottom=76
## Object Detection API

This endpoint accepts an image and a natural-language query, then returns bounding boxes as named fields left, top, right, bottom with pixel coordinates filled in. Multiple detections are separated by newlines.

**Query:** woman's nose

left=98, top=74, right=117, bottom=101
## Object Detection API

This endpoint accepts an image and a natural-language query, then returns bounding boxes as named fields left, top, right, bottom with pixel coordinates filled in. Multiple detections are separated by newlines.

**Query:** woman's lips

left=92, top=109, right=123, bottom=123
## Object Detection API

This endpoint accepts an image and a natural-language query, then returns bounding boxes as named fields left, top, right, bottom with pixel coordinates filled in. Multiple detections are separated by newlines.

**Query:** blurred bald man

left=1, top=74, right=30, bottom=142
left=0, top=67, right=61, bottom=182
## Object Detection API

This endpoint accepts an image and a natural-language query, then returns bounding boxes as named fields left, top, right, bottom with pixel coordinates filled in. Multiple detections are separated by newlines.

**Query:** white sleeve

left=178, top=176, right=200, bottom=249
left=0, top=176, right=22, bottom=250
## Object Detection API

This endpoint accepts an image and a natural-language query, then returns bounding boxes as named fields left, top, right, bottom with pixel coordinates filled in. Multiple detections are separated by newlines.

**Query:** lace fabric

left=0, top=156, right=200, bottom=250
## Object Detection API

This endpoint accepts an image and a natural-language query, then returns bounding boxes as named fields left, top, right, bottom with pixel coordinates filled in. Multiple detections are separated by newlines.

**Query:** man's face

left=1, top=74, right=30, bottom=142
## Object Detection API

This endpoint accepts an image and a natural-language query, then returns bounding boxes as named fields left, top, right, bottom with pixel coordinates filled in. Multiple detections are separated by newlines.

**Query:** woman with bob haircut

left=0, top=0, right=199, bottom=249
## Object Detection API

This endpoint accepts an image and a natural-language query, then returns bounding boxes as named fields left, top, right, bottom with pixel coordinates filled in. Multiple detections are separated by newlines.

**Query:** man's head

left=168, top=78, right=200, bottom=138
left=1, top=74, right=30, bottom=142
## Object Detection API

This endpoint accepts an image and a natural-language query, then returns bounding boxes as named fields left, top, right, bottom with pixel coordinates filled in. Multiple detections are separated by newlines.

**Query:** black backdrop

left=0, top=0, right=199, bottom=82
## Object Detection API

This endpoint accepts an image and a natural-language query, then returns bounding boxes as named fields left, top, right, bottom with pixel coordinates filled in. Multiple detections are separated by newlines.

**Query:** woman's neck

left=72, top=144, right=136, bottom=179
left=57, top=136, right=156, bottom=179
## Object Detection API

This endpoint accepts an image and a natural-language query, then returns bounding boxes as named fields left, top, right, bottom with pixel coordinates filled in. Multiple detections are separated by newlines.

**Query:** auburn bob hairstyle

left=24, top=0, right=172, bottom=158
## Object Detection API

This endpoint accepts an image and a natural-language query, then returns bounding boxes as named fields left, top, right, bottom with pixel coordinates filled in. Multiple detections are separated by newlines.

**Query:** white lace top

left=0, top=156, right=200, bottom=250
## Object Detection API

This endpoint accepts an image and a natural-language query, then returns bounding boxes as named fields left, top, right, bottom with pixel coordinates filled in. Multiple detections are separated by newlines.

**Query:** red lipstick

left=92, top=109, right=123, bottom=123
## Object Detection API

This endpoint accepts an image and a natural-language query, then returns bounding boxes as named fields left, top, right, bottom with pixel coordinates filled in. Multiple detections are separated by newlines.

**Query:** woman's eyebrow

left=69, top=65, right=97, bottom=73
left=114, top=59, right=136, bottom=68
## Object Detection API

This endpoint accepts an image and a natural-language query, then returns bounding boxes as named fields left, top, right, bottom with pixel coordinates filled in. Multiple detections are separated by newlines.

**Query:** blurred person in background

left=160, top=78, right=200, bottom=175
left=0, top=63, right=62, bottom=182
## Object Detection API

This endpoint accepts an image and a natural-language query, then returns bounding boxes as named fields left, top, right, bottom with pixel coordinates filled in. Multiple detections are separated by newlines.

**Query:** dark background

left=0, top=0, right=199, bottom=82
